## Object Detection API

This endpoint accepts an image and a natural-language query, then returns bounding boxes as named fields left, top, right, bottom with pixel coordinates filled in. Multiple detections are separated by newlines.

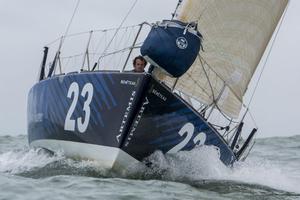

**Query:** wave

left=0, top=135, right=300, bottom=195
left=0, top=147, right=112, bottom=178
left=140, top=146, right=300, bottom=194
left=0, top=148, right=62, bottom=174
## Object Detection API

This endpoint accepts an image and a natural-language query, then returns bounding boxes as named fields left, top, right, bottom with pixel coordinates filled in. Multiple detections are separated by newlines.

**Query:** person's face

left=134, top=59, right=146, bottom=72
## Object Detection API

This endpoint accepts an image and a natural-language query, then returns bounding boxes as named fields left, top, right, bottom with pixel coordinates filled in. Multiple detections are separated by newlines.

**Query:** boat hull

left=27, top=71, right=236, bottom=172
left=30, top=139, right=142, bottom=172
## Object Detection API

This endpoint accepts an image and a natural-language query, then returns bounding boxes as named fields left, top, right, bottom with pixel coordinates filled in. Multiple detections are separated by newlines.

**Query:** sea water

left=0, top=135, right=300, bottom=200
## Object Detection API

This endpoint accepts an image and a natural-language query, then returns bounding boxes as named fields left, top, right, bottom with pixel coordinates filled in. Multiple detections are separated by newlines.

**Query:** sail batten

left=159, top=0, right=288, bottom=118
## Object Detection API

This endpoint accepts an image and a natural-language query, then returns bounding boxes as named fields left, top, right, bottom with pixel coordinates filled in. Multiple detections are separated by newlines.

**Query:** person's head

left=133, top=56, right=147, bottom=72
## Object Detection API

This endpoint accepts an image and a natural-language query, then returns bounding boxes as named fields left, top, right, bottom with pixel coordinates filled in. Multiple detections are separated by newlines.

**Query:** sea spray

left=0, top=148, right=62, bottom=174
left=139, top=144, right=300, bottom=193
left=142, top=145, right=228, bottom=181
left=0, top=135, right=300, bottom=198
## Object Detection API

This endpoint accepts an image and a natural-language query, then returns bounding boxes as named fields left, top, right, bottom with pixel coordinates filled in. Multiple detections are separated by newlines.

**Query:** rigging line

left=61, top=46, right=132, bottom=60
left=116, top=27, right=133, bottom=68
left=183, top=72, right=213, bottom=101
left=223, top=123, right=240, bottom=138
left=198, top=54, right=216, bottom=102
left=93, top=32, right=107, bottom=60
left=248, top=109, right=258, bottom=129
left=214, top=103, right=240, bottom=123
left=61, top=53, right=85, bottom=59
left=45, top=30, right=91, bottom=47
left=247, top=2, right=289, bottom=108
left=114, top=29, right=128, bottom=68
left=63, top=0, right=81, bottom=41
left=199, top=55, right=243, bottom=104
left=49, top=0, right=81, bottom=75
left=92, top=24, right=139, bottom=33
left=200, top=54, right=253, bottom=117
left=96, top=0, right=139, bottom=66
left=45, top=25, right=140, bottom=46
left=45, top=37, right=61, bottom=46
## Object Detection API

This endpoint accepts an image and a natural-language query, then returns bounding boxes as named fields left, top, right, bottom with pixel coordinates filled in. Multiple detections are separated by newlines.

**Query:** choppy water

left=0, top=135, right=300, bottom=200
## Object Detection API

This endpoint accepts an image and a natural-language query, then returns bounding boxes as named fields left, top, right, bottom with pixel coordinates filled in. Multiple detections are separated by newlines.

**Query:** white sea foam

left=0, top=148, right=63, bottom=174
left=145, top=145, right=300, bottom=193
left=0, top=147, right=111, bottom=177
left=0, top=141, right=299, bottom=193
left=145, top=146, right=228, bottom=180
left=228, top=158, right=300, bottom=193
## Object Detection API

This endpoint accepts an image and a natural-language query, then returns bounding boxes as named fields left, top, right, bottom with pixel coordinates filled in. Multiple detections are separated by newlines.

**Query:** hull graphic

left=28, top=71, right=236, bottom=171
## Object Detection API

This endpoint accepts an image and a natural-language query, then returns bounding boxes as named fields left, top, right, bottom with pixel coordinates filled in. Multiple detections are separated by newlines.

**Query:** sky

left=0, top=0, right=299, bottom=138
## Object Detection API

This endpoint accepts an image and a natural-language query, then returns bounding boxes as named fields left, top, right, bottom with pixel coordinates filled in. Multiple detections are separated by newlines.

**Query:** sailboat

left=27, top=0, right=289, bottom=172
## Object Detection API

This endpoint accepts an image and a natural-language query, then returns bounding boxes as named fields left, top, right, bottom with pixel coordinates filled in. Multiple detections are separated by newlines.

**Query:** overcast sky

left=0, top=0, right=299, bottom=138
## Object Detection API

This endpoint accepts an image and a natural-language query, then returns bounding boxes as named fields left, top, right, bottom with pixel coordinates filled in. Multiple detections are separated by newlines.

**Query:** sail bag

left=141, top=20, right=202, bottom=77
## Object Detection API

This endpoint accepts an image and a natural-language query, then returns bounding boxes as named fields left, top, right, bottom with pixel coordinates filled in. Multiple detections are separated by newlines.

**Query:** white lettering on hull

left=125, top=97, right=150, bottom=147
left=116, top=91, right=136, bottom=143
left=120, top=80, right=137, bottom=86
left=152, top=89, right=167, bottom=101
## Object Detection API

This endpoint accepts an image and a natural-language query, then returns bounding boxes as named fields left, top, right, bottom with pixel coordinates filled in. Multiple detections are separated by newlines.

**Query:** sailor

left=132, top=56, right=147, bottom=73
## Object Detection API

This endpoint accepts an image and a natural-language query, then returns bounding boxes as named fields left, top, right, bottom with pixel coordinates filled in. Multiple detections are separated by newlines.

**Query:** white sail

left=158, top=0, right=288, bottom=118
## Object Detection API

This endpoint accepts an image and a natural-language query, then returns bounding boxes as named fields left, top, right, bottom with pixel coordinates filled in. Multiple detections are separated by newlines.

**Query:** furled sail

left=157, top=0, right=288, bottom=118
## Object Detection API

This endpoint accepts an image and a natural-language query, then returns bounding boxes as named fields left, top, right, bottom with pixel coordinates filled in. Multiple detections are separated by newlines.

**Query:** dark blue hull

left=27, top=71, right=236, bottom=170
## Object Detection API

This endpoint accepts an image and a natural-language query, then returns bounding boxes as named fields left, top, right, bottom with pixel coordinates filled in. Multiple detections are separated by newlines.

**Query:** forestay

left=157, top=0, right=288, bottom=118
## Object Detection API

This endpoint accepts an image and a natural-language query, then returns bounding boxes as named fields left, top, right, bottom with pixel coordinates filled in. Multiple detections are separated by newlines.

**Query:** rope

left=45, top=37, right=61, bottom=46
left=63, top=0, right=81, bottom=41
left=96, top=0, right=139, bottom=66
left=47, top=0, right=81, bottom=76
left=61, top=44, right=141, bottom=61
left=45, top=25, right=139, bottom=46
left=199, top=55, right=243, bottom=103
left=198, top=54, right=216, bottom=101
left=248, top=109, right=258, bottom=129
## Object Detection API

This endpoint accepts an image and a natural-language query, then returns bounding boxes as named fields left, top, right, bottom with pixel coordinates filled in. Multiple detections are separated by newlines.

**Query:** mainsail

left=157, top=0, right=288, bottom=118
